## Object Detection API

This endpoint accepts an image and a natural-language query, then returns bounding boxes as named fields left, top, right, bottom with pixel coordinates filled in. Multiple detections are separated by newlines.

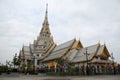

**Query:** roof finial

left=104, top=41, right=106, bottom=45
left=98, top=40, right=100, bottom=44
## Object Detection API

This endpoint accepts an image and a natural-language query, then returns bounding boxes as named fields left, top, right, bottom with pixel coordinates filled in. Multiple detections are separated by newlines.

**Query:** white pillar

left=35, top=59, right=37, bottom=68
left=55, top=63, right=57, bottom=72
left=25, top=59, right=27, bottom=66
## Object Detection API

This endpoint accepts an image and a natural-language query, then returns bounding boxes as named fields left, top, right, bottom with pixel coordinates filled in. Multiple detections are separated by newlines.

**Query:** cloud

left=0, top=19, right=39, bottom=63
left=0, top=0, right=120, bottom=63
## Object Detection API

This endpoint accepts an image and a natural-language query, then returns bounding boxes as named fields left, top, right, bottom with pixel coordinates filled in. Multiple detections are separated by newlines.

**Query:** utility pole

left=32, top=56, right=35, bottom=74
left=84, top=48, right=89, bottom=75
left=111, top=53, right=116, bottom=75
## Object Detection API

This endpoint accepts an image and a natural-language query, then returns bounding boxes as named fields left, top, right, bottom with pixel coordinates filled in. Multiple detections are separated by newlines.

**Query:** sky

left=0, top=0, right=120, bottom=64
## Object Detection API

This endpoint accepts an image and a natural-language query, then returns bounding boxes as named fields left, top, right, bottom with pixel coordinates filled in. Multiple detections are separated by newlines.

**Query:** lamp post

left=84, top=48, right=89, bottom=75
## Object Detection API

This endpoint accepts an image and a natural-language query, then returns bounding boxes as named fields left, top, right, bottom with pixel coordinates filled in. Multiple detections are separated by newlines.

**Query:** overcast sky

left=0, top=0, right=120, bottom=64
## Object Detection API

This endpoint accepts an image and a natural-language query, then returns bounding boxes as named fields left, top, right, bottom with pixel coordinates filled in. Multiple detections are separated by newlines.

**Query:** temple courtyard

left=0, top=73, right=120, bottom=80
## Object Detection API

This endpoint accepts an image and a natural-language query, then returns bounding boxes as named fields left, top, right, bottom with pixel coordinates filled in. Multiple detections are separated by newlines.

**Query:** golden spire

left=40, top=3, right=51, bottom=35
left=43, top=3, right=49, bottom=25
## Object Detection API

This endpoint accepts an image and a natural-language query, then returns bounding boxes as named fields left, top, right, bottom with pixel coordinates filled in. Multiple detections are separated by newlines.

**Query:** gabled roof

left=30, top=44, right=34, bottom=50
left=86, top=44, right=99, bottom=54
left=40, top=43, right=56, bottom=60
left=96, top=45, right=104, bottom=56
left=96, top=44, right=110, bottom=57
left=72, top=39, right=83, bottom=49
left=23, top=46, right=30, bottom=52
left=23, top=46, right=31, bottom=55
left=43, top=39, right=76, bottom=61
left=19, top=50, right=23, bottom=59
left=67, top=49, right=79, bottom=61
left=53, top=39, right=76, bottom=51
left=19, top=46, right=31, bottom=60
left=70, top=44, right=99, bottom=63
left=62, top=39, right=83, bottom=60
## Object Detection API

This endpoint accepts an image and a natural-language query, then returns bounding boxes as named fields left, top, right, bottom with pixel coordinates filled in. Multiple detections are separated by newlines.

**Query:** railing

left=45, top=66, right=120, bottom=76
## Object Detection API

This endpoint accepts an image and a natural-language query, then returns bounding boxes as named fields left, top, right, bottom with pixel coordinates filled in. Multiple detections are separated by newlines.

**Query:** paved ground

left=0, top=73, right=120, bottom=80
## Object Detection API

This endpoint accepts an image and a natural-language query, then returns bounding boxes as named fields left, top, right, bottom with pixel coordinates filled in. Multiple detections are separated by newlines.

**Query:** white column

left=35, top=59, right=37, bottom=68
left=25, top=59, right=27, bottom=66
left=55, top=63, right=57, bottom=72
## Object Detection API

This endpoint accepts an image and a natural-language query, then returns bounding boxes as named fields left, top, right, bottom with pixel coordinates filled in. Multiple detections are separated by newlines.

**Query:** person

left=25, top=66, right=27, bottom=75
left=81, top=64, right=85, bottom=75
left=90, top=64, right=95, bottom=75
left=108, top=63, right=112, bottom=74
left=7, top=68, right=10, bottom=74
left=86, top=65, right=90, bottom=75
left=118, top=64, right=120, bottom=74
left=113, top=63, right=116, bottom=75
left=104, top=63, right=108, bottom=74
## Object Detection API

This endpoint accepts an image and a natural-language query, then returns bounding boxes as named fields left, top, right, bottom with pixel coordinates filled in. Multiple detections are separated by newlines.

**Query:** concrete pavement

left=0, top=73, right=120, bottom=80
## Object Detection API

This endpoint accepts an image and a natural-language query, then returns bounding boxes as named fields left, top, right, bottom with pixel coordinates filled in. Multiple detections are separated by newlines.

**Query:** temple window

left=37, top=60, right=40, bottom=65
left=37, top=54, right=39, bottom=56
left=100, top=57, right=107, bottom=60
left=38, top=45, right=45, bottom=48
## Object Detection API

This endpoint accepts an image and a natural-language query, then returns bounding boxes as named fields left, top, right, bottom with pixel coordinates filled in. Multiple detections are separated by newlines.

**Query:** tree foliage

left=12, top=53, right=20, bottom=68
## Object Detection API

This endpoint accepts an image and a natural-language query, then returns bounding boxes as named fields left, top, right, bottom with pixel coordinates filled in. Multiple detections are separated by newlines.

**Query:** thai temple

left=19, top=4, right=113, bottom=73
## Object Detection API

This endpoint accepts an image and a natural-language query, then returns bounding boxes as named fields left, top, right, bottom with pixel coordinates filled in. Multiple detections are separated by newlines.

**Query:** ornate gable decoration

left=99, top=44, right=110, bottom=59
left=75, top=40, right=83, bottom=50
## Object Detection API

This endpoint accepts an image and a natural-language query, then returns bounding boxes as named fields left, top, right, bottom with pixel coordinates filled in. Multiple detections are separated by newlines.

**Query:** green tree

left=12, top=53, right=20, bottom=68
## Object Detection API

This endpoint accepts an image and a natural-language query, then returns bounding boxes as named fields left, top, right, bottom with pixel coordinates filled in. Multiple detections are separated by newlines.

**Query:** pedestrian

left=81, top=64, right=85, bottom=75
left=25, top=66, right=27, bottom=75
